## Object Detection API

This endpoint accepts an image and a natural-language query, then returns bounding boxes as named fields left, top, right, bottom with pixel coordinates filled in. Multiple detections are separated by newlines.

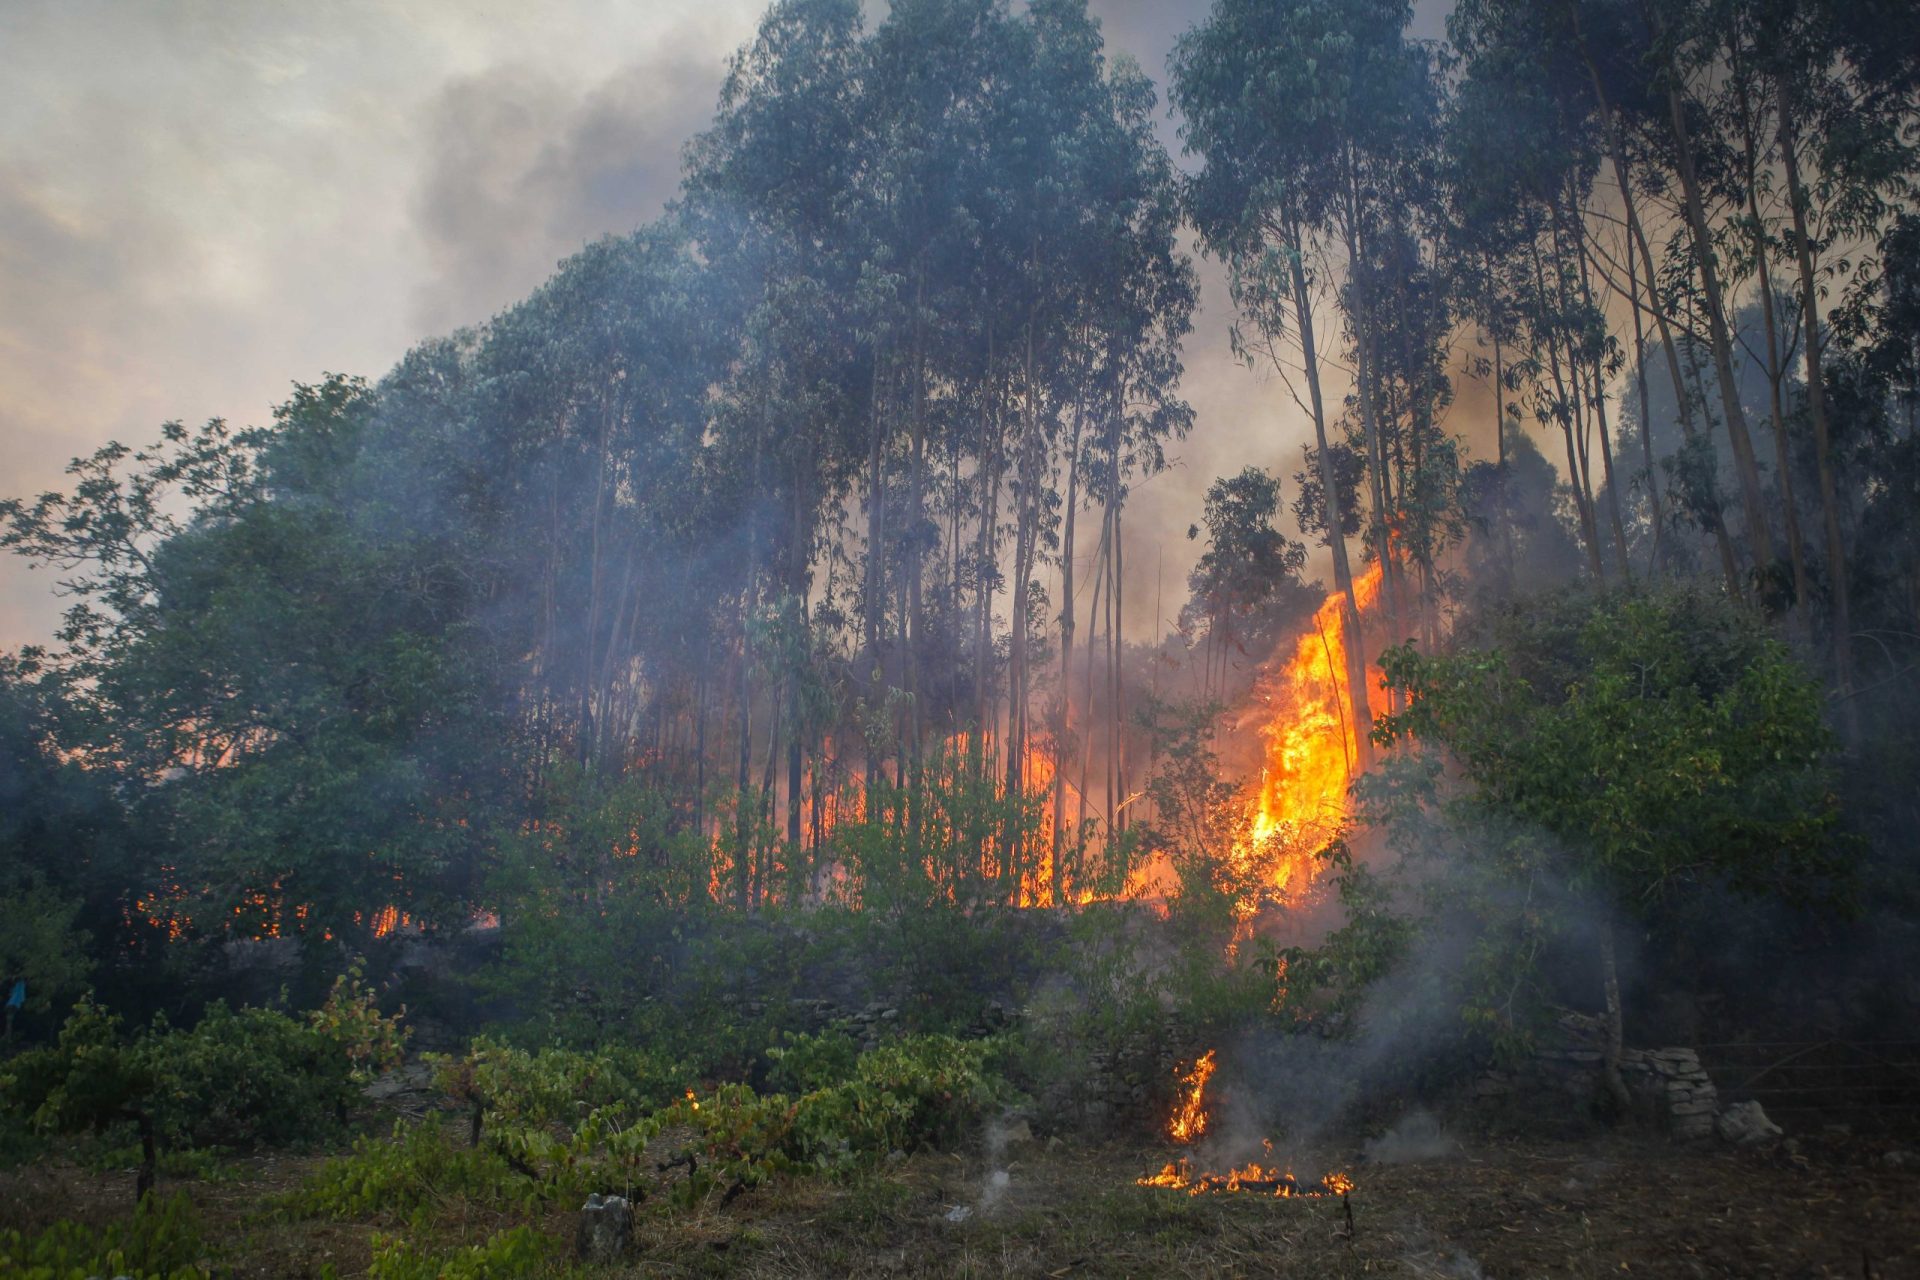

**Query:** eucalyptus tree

left=1743, top=0, right=1919, bottom=721
left=1174, top=0, right=1438, bottom=757
left=681, top=0, right=873, bottom=902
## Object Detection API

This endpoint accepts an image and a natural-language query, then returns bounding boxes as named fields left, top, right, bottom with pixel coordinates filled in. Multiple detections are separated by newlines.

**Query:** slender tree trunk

left=1626, top=206, right=1667, bottom=576
left=1571, top=209, right=1633, bottom=576
left=1529, top=230, right=1605, bottom=577
left=1053, top=399, right=1084, bottom=902
left=907, top=269, right=928, bottom=792
left=1077, top=513, right=1106, bottom=836
left=1628, top=193, right=1742, bottom=597
left=864, top=356, right=887, bottom=799
left=1778, top=79, right=1859, bottom=734
left=1112, top=503, right=1126, bottom=834
left=1290, top=224, right=1373, bottom=766
left=1735, top=64, right=1812, bottom=614
left=1598, top=925, right=1633, bottom=1115
left=1663, top=67, right=1778, bottom=571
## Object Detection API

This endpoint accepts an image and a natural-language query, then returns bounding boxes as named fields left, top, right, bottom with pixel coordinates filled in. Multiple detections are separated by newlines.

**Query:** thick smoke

left=410, top=43, right=725, bottom=336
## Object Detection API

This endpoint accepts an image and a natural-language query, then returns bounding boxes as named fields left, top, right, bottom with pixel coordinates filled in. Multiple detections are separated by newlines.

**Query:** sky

left=0, top=0, right=1454, bottom=652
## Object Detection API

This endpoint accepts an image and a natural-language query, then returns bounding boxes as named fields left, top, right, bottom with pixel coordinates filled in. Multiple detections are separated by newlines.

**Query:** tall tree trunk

left=1112, top=503, right=1127, bottom=834
left=1289, top=227, right=1373, bottom=767
left=1626, top=204, right=1668, bottom=576
left=864, top=356, right=887, bottom=800
left=1570, top=207, right=1633, bottom=576
left=1529, top=231, right=1605, bottom=578
left=1778, top=78, right=1859, bottom=735
left=1735, top=62, right=1813, bottom=615
left=1053, top=399, right=1085, bottom=903
left=907, top=268, right=928, bottom=795
left=1662, top=63, right=1778, bottom=572
left=1627, top=192, right=1742, bottom=597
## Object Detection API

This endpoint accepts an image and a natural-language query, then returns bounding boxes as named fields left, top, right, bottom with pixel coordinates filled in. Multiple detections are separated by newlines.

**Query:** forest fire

left=1140, top=1056, right=1354, bottom=1199
left=1239, top=563, right=1387, bottom=901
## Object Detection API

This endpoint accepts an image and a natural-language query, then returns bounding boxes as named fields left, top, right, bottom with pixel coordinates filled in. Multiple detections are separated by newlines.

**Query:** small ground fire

left=1138, top=1053, right=1354, bottom=1199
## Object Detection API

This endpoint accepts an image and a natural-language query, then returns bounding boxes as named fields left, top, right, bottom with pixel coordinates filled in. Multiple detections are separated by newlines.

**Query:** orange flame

left=1168, top=1050, right=1217, bottom=1143
left=1136, top=1157, right=1353, bottom=1198
left=1240, top=563, right=1386, bottom=901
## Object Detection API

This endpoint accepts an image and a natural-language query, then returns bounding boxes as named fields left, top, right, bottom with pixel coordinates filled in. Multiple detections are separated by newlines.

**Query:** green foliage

left=0, top=1191, right=206, bottom=1280
left=1269, top=843, right=1416, bottom=1029
left=309, top=961, right=411, bottom=1081
left=5, top=984, right=406, bottom=1162
left=288, top=1121, right=571, bottom=1220
left=764, top=1028, right=860, bottom=1095
left=0, top=876, right=90, bottom=1017
left=367, top=1227, right=558, bottom=1280
left=1376, top=586, right=1842, bottom=903
left=1182, top=467, right=1315, bottom=657
left=291, top=1035, right=1004, bottom=1227
left=1362, top=586, right=1846, bottom=1050
left=666, top=1034, right=1010, bottom=1187
left=2, top=994, right=152, bottom=1137
left=431, top=1036, right=686, bottom=1132
left=141, top=1002, right=356, bottom=1150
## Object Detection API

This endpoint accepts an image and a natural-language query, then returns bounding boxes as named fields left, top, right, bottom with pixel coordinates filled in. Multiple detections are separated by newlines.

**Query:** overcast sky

left=0, top=0, right=1453, bottom=651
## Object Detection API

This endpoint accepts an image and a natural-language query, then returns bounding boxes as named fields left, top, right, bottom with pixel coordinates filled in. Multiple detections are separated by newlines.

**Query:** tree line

left=1, top=0, right=1915, bottom=1004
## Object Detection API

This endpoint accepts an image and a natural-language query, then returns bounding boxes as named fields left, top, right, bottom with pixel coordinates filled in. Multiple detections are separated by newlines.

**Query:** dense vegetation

left=1, top=0, right=1916, bottom=1271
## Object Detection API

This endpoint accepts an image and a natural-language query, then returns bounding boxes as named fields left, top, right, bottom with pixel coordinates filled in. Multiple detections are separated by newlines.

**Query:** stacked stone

left=846, top=1000, right=902, bottom=1050
left=1041, top=1014, right=1203, bottom=1133
left=1471, top=1018, right=1719, bottom=1140
left=1622, top=1047, right=1718, bottom=1140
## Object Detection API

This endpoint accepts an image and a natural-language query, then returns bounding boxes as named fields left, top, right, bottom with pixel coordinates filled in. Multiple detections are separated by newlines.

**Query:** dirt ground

left=5, top=1128, right=1918, bottom=1278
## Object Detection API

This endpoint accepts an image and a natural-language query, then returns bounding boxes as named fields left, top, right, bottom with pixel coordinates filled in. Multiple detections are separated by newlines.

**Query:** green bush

left=431, top=1036, right=685, bottom=1134
left=287, top=1121, right=566, bottom=1220
left=367, top=1227, right=558, bottom=1280
left=0, top=1191, right=207, bottom=1279
left=670, top=1033, right=1012, bottom=1185
left=764, top=1028, right=859, bottom=1094
left=143, top=1002, right=355, bottom=1150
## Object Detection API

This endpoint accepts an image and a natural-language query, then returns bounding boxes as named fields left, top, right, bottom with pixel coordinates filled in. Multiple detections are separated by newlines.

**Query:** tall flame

left=1167, top=1049, right=1217, bottom=1143
left=1242, top=563, right=1386, bottom=900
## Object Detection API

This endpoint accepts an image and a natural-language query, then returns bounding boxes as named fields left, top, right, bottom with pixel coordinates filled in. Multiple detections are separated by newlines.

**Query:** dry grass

left=5, top=1128, right=1918, bottom=1278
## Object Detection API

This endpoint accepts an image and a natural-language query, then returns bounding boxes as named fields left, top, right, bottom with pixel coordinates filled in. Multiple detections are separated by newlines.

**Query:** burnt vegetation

left=2, top=0, right=1919, bottom=1275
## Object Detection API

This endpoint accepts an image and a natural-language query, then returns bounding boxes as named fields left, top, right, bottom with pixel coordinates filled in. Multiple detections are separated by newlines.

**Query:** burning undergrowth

left=1135, top=1048, right=1355, bottom=1200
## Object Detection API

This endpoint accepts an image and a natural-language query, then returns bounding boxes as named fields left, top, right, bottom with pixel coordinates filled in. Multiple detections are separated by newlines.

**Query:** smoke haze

left=0, top=0, right=1455, bottom=650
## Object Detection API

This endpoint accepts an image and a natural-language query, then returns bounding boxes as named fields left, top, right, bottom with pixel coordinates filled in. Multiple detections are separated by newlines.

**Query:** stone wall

left=1472, top=1015, right=1719, bottom=1139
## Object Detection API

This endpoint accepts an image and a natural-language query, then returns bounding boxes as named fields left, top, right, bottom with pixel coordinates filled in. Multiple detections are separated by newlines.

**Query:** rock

left=576, top=1193, right=633, bottom=1263
left=1715, top=1101, right=1785, bottom=1147
left=1000, top=1118, right=1035, bottom=1147
left=1879, top=1149, right=1918, bottom=1170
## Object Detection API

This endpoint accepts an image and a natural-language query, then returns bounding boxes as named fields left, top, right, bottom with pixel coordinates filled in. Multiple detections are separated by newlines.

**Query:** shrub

left=764, top=1028, right=859, bottom=1094
left=288, top=1121, right=564, bottom=1221
left=0, top=1191, right=206, bottom=1279
left=143, top=1002, right=355, bottom=1150
left=366, top=1226, right=557, bottom=1280
left=669, top=1033, right=1012, bottom=1185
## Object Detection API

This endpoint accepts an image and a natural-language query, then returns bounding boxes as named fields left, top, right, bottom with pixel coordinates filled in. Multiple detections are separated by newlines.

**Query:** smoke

left=409, top=42, right=724, bottom=336
left=1361, top=1108, right=1457, bottom=1164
